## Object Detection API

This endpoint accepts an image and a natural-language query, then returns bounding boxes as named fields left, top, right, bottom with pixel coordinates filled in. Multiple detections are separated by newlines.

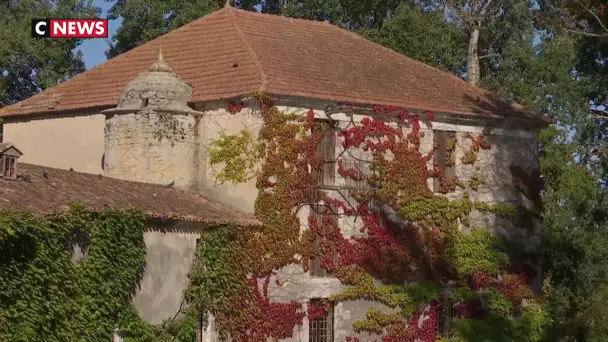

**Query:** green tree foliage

left=358, top=2, right=468, bottom=74
left=0, top=0, right=98, bottom=107
left=267, top=0, right=403, bottom=29
left=539, top=126, right=608, bottom=341
left=105, top=0, right=226, bottom=58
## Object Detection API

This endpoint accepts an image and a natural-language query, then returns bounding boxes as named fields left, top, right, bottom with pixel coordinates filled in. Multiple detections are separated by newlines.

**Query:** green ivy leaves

left=0, top=204, right=147, bottom=342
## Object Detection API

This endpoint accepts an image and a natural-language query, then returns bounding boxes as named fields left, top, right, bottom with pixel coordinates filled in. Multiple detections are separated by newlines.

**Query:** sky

left=76, top=0, right=121, bottom=69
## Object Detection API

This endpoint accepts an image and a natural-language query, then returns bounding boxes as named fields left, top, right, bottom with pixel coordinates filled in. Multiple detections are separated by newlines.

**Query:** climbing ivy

left=0, top=204, right=147, bottom=342
left=0, top=204, right=211, bottom=342
left=204, top=93, right=550, bottom=341
left=473, top=201, right=537, bottom=228
left=208, top=127, right=266, bottom=185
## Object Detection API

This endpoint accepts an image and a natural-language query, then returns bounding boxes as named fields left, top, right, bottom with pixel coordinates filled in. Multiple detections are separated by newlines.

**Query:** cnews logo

left=31, top=19, right=108, bottom=38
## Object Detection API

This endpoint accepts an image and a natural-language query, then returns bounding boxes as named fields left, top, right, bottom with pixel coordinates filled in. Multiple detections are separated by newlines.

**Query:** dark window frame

left=2, top=155, right=16, bottom=179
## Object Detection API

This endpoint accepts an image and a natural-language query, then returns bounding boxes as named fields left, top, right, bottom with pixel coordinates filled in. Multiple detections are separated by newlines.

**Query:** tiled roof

left=0, top=163, right=261, bottom=226
left=0, top=7, right=548, bottom=124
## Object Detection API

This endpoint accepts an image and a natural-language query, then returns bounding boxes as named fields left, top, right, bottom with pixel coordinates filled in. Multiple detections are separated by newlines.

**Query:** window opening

left=309, top=298, right=334, bottom=342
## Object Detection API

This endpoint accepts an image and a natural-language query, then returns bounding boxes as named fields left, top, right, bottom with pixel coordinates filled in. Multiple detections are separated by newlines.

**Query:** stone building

left=0, top=4, right=549, bottom=342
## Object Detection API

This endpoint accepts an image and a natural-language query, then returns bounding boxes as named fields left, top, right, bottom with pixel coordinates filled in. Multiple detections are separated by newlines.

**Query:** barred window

left=437, top=295, right=454, bottom=339
left=433, top=130, right=456, bottom=192
left=309, top=204, right=338, bottom=278
left=309, top=299, right=334, bottom=342
left=2, top=155, right=16, bottom=179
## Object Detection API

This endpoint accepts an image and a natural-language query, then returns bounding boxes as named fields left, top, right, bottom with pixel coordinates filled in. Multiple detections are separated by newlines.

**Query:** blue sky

left=77, top=0, right=121, bottom=69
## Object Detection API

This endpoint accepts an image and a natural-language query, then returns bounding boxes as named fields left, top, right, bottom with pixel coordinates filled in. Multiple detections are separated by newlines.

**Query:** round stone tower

left=102, top=49, right=203, bottom=188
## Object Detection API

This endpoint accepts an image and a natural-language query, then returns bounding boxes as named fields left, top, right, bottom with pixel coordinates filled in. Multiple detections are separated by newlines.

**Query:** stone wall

left=70, top=219, right=202, bottom=328
left=104, top=111, right=200, bottom=188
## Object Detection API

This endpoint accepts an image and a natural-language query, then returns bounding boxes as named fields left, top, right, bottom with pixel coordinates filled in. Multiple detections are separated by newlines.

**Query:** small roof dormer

left=0, top=143, right=22, bottom=180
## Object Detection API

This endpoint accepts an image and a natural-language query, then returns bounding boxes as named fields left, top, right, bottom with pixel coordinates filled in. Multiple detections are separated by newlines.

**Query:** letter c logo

left=35, top=21, right=47, bottom=35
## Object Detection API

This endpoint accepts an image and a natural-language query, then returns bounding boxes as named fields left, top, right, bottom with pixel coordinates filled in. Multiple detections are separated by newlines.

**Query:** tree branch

left=441, top=1, right=475, bottom=27
left=572, top=0, right=608, bottom=37
left=479, top=0, right=495, bottom=18
left=479, top=53, right=500, bottom=59
left=567, top=28, right=608, bottom=38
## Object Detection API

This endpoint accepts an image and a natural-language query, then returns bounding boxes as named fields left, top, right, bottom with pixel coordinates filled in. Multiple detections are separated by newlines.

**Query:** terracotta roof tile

left=0, top=7, right=548, bottom=124
left=0, top=163, right=261, bottom=226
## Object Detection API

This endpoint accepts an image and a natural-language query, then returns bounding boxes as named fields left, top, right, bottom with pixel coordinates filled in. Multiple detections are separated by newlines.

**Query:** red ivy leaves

left=236, top=274, right=305, bottom=342
left=227, top=101, right=245, bottom=114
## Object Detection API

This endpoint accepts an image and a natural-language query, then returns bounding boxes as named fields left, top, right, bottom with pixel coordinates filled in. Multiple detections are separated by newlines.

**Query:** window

left=309, top=299, right=334, bottom=342
left=433, top=130, right=456, bottom=192
left=312, top=119, right=336, bottom=187
left=437, top=296, right=454, bottom=339
left=0, top=122, right=3, bottom=143
left=2, top=155, right=16, bottom=179
left=309, top=204, right=338, bottom=278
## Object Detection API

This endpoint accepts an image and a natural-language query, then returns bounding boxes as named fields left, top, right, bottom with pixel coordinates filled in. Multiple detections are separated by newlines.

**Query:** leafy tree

left=265, top=0, right=405, bottom=29
left=539, top=125, right=608, bottom=341
left=359, top=2, right=468, bottom=74
left=538, top=0, right=607, bottom=108
left=0, top=0, right=98, bottom=107
left=106, top=0, right=224, bottom=58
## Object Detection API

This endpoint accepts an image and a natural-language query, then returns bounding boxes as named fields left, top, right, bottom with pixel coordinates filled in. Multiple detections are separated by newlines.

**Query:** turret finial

left=158, top=46, right=164, bottom=62
left=225, top=0, right=231, bottom=7
left=149, top=47, right=172, bottom=72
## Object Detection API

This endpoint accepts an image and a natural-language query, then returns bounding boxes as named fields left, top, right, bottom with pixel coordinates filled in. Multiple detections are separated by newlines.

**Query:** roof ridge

left=230, top=7, right=333, bottom=26
left=19, top=162, right=222, bottom=201
left=9, top=163, right=261, bottom=226
left=228, top=7, right=267, bottom=91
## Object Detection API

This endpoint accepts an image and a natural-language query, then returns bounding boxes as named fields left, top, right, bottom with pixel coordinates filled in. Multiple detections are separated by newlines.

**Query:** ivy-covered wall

left=202, top=94, right=548, bottom=341
left=0, top=205, right=215, bottom=341
left=0, top=205, right=148, bottom=342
